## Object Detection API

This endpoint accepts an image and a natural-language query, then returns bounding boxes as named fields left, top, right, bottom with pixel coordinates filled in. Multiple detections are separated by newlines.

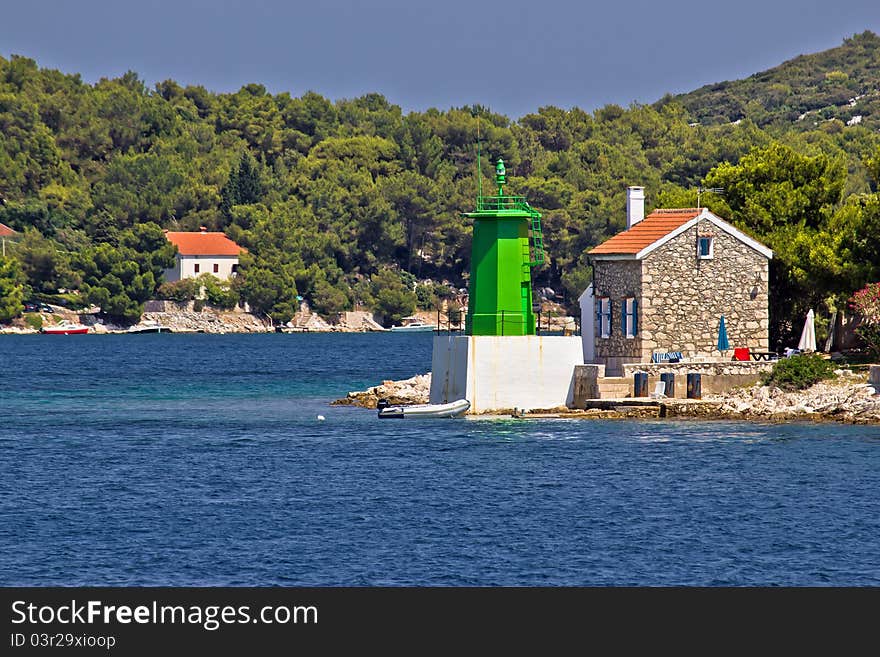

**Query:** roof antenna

left=697, top=186, right=724, bottom=208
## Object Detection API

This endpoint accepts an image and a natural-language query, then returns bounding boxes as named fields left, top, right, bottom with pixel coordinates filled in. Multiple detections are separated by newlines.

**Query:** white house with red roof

left=163, top=228, right=245, bottom=282
left=0, top=222, right=16, bottom=257
left=580, top=187, right=773, bottom=375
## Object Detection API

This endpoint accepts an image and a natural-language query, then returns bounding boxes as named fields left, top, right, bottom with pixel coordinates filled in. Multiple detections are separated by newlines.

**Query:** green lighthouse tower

left=463, top=158, right=544, bottom=335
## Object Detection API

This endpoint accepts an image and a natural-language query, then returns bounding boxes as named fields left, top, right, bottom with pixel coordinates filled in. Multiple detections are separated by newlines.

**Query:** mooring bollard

left=660, top=372, right=675, bottom=398
left=634, top=372, right=648, bottom=397
left=686, top=372, right=702, bottom=399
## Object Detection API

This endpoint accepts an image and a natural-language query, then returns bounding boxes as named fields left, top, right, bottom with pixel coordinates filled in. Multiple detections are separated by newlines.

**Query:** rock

left=138, top=309, right=272, bottom=334
left=704, top=375, right=880, bottom=424
left=333, top=373, right=431, bottom=408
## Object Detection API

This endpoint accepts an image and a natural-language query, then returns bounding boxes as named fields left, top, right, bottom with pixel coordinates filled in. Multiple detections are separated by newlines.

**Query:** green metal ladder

left=528, top=215, right=545, bottom=267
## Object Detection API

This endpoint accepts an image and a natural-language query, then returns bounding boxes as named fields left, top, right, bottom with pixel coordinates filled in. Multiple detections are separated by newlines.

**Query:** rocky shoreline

left=334, top=370, right=880, bottom=424
left=332, top=374, right=431, bottom=408
left=1, top=305, right=394, bottom=334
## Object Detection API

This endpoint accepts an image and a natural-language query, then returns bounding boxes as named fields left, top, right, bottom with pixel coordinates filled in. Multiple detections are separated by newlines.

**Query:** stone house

left=581, top=187, right=773, bottom=375
left=163, top=228, right=245, bottom=282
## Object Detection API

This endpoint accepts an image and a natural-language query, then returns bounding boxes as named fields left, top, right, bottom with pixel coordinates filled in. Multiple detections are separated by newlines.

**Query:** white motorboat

left=389, top=317, right=437, bottom=332
left=127, top=321, right=172, bottom=334
left=377, top=398, right=470, bottom=419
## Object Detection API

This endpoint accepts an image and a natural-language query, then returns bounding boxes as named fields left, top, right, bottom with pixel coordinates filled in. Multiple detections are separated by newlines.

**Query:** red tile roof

left=0, top=222, right=16, bottom=237
left=588, top=208, right=702, bottom=256
left=165, top=231, right=244, bottom=256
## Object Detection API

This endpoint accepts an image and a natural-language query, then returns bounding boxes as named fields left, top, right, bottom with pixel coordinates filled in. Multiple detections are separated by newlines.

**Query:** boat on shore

left=377, top=398, right=470, bottom=419
left=41, top=321, right=89, bottom=335
left=389, top=317, right=437, bottom=332
left=126, top=321, right=172, bottom=334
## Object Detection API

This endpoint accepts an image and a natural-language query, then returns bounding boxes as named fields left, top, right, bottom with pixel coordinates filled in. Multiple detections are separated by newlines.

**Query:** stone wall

left=592, top=259, right=642, bottom=374
left=623, top=360, right=775, bottom=377
left=623, top=360, right=773, bottom=398
left=641, top=219, right=769, bottom=360
left=571, top=360, right=774, bottom=404
left=572, top=364, right=606, bottom=401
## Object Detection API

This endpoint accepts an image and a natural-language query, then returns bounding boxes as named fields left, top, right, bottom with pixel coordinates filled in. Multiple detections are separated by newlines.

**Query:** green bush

left=414, top=284, right=438, bottom=310
left=446, top=303, right=462, bottom=326
left=193, top=299, right=206, bottom=312
left=761, top=353, right=836, bottom=391
left=197, top=274, right=238, bottom=310
left=157, top=278, right=200, bottom=302
left=24, top=313, right=42, bottom=330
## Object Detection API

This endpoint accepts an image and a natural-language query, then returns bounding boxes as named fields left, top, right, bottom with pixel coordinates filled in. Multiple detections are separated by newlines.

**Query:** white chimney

left=626, top=186, right=645, bottom=229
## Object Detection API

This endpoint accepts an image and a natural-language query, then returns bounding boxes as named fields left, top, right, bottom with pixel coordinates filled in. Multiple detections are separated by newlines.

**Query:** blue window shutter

left=633, top=298, right=638, bottom=336
left=621, top=300, right=626, bottom=335
left=596, top=299, right=602, bottom=324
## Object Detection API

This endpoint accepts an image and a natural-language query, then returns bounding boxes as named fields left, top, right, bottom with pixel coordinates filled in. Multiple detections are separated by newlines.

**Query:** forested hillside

left=670, top=31, right=880, bottom=131
left=1, top=32, right=879, bottom=347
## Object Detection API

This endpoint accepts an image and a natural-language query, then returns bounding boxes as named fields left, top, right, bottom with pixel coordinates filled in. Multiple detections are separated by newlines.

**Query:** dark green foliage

left=761, top=353, right=836, bottom=390
left=196, top=273, right=238, bottom=310
left=73, top=223, right=174, bottom=323
left=14, top=228, right=80, bottom=294
left=446, top=302, right=462, bottom=326
left=233, top=255, right=299, bottom=322
left=220, top=151, right=263, bottom=217
left=370, top=268, right=417, bottom=326
left=415, top=283, right=438, bottom=310
left=0, top=255, right=26, bottom=321
left=157, top=277, right=199, bottom=302
left=308, top=277, right=350, bottom=316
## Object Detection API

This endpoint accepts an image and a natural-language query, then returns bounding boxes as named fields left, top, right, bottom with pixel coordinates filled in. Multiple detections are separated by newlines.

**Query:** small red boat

left=41, top=321, right=90, bottom=335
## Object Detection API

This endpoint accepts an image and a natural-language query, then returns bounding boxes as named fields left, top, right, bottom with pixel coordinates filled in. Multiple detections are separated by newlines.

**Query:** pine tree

left=236, top=151, right=262, bottom=205
left=220, top=151, right=263, bottom=218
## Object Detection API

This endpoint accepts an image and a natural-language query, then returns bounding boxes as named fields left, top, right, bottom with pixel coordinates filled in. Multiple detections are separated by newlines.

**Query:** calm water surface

left=1, top=333, right=878, bottom=585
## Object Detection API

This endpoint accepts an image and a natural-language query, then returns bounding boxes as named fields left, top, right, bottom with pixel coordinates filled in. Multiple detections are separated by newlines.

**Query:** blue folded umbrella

left=717, top=315, right=730, bottom=352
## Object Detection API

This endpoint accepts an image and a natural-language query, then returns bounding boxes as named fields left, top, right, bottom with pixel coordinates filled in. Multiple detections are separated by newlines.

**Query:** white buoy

left=317, top=415, right=325, bottom=421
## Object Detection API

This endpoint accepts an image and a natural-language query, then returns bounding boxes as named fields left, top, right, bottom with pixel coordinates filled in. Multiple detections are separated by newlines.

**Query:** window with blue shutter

left=698, top=236, right=714, bottom=259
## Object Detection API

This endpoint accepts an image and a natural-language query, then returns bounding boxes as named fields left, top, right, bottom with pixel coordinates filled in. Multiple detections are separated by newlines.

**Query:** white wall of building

left=164, top=255, right=239, bottom=282
left=578, top=283, right=595, bottom=363
left=430, top=335, right=584, bottom=413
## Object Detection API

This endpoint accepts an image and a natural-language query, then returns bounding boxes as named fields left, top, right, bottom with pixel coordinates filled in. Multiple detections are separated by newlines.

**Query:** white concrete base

left=429, top=335, right=584, bottom=413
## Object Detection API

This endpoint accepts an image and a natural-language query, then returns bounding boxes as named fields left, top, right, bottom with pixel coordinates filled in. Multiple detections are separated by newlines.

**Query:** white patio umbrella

left=797, top=309, right=817, bottom=352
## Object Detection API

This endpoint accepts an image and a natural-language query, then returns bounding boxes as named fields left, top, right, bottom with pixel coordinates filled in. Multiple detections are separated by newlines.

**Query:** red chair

left=733, top=347, right=750, bottom=361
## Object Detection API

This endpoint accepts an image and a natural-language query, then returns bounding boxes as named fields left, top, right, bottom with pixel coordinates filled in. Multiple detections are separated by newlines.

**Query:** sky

left=1, top=0, right=878, bottom=119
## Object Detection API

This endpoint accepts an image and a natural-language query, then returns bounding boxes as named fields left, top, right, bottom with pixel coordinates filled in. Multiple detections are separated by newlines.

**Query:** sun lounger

left=649, top=381, right=667, bottom=399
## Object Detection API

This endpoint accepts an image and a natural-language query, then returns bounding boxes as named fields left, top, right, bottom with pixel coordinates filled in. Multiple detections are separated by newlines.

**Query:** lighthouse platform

left=429, top=334, right=584, bottom=414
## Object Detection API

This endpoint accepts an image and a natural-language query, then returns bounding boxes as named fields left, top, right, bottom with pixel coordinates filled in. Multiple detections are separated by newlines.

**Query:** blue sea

left=1, top=332, right=878, bottom=586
